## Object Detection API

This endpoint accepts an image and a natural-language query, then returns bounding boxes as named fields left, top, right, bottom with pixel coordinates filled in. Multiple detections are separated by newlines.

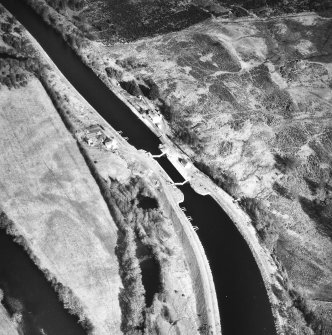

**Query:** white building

left=151, top=113, right=163, bottom=127
left=104, top=138, right=118, bottom=151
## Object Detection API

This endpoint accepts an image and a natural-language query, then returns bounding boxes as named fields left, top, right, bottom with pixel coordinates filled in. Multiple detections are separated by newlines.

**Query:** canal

left=0, top=1, right=277, bottom=334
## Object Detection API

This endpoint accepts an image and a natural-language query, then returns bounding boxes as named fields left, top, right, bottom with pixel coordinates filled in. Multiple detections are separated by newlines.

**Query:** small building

left=85, top=133, right=98, bottom=146
left=86, top=124, right=103, bottom=135
left=86, top=137, right=96, bottom=146
left=152, top=179, right=160, bottom=189
left=104, top=137, right=118, bottom=151
left=178, top=157, right=191, bottom=169
left=84, top=124, right=107, bottom=146
left=85, top=133, right=104, bottom=146
left=151, top=112, right=162, bottom=127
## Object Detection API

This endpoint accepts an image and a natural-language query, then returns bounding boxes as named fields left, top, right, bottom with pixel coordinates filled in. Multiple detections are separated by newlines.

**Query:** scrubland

left=108, top=16, right=332, bottom=334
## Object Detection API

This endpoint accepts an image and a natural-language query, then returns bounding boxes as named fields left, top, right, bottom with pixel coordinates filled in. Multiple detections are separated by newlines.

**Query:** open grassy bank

left=0, top=76, right=123, bottom=334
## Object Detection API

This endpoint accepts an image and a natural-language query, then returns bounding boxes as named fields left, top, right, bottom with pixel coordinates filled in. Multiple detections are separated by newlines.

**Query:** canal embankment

left=158, top=140, right=284, bottom=334
left=80, top=31, right=285, bottom=335
left=0, top=1, right=280, bottom=334
left=79, top=26, right=284, bottom=335
left=19, top=16, right=221, bottom=334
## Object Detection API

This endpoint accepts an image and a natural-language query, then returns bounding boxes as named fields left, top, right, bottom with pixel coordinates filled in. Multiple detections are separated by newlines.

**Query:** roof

left=86, top=124, right=102, bottom=134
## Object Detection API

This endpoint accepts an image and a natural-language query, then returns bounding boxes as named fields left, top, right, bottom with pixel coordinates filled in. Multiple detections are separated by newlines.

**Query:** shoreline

left=17, top=2, right=332, bottom=333
left=76, top=35, right=285, bottom=334
left=160, top=141, right=284, bottom=334
left=81, top=35, right=286, bottom=335
left=79, top=42, right=285, bottom=335
left=24, top=5, right=284, bottom=330
left=22, top=22, right=222, bottom=335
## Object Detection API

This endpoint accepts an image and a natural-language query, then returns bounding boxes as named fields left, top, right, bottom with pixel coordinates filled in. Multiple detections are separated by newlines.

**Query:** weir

left=0, top=1, right=277, bottom=334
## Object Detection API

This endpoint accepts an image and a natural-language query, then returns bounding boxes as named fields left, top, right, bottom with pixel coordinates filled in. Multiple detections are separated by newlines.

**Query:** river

left=0, top=1, right=277, bottom=334
left=0, top=229, right=86, bottom=335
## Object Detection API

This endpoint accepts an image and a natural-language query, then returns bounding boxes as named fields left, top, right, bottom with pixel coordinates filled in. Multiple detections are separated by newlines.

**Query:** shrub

left=299, top=196, right=332, bottom=240
left=117, top=228, right=145, bottom=332
left=239, top=197, right=280, bottom=247
left=272, top=182, right=293, bottom=200
left=274, top=153, right=296, bottom=174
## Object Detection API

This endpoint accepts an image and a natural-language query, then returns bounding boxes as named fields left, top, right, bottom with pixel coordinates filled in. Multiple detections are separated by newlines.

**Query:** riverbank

left=159, top=140, right=285, bottom=333
left=18, top=2, right=284, bottom=332
left=139, top=152, right=221, bottom=334
left=0, top=295, right=19, bottom=335
left=30, top=34, right=220, bottom=335
left=23, top=2, right=332, bottom=333
left=0, top=70, right=123, bottom=334
left=13, top=0, right=285, bottom=333
left=32, top=38, right=221, bottom=335
left=0, top=4, right=221, bottom=334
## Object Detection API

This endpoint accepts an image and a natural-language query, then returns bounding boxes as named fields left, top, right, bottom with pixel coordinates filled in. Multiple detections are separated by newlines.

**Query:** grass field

left=0, top=77, right=122, bottom=335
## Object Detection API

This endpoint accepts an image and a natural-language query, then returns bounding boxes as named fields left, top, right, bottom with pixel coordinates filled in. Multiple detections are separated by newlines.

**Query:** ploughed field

left=28, top=0, right=332, bottom=333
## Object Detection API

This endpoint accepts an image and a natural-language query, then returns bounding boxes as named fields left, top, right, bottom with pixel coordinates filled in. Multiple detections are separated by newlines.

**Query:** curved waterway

left=1, top=1, right=277, bottom=334
left=0, top=230, right=86, bottom=335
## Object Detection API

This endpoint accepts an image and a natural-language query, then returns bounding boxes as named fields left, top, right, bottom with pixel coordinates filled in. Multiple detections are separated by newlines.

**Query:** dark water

left=0, top=230, right=86, bottom=335
left=135, top=238, right=161, bottom=308
left=0, top=1, right=277, bottom=334
left=179, top=185, right=275, bottom=334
